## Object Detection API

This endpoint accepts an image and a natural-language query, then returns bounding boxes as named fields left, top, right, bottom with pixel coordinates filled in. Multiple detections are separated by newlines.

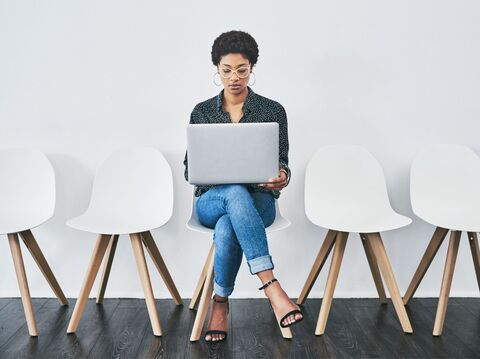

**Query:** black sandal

left=259, top=278, right=304, bottom=328
left=204, top=295, right=229, bottom=342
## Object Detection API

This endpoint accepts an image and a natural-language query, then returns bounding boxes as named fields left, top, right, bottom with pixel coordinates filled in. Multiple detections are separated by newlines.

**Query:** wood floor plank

left=87, top=298, right=150, bottom=358
left=343, top=298, right=426, bottom=358
left=0, top=298, right=12, bottom=312
left=231, top=298, right=293, bottom=359
left=421, top=297, right=480, bottom=355
left=405, top=298, right=477, bottom=358
left=0, top=297, right=478, bottom=358
left=287, top=300, right=335, bottom=358
left=451, top=297, right=480, bottom=317
left=135, top=299, right=189, bottom=359
left=306, top=298, right=381, bottom=358
left=0, top=298, right=47, bottom=349
left=0, top=298, right=71, bottom=358
left=42, top=298, right=120, bottom=358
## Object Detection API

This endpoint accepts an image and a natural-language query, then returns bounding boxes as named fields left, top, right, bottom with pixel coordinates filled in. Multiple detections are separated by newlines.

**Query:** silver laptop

left=187, top=122, right=279, bottom=185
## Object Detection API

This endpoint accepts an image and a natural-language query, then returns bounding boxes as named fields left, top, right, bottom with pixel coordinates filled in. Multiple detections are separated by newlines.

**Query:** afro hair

left=211, top=30, right=259, bottom=66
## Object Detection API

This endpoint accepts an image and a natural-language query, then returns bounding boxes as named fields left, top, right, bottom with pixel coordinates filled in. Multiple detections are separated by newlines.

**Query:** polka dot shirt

left=183, top=86, right=291, bottom=199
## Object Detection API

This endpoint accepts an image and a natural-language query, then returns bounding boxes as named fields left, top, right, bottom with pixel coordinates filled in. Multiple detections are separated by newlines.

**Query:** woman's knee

left=221, top=185, right=255, bottom=213
left=214, top=215, right=238, bottom=246
left=262, top=209, right=276, bottom=228
left=222, top=184, right=250, bottom=200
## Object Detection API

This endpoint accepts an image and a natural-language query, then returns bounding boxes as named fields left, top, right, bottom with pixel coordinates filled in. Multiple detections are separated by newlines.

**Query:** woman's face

left=217, top=53, right=252, bottom=96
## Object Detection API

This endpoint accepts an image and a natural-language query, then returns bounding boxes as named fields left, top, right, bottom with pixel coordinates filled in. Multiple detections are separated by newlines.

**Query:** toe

left=205, top=334, right=211, bottom=341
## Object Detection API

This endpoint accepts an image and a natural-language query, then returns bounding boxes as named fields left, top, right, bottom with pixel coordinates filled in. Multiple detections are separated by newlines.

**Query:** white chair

left=404, top=144, right=480, bottom=336
left=297, top=145, right=413, bottom=335
left=0, top=148, right=67, bottom=337
left=66, top=147, right=182, bottom=337
left=187, top=193, right=292, bottom=341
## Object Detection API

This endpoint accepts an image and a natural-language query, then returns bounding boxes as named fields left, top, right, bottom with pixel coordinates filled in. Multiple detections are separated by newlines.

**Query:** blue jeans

left=196, top=184, right=276, bottom=297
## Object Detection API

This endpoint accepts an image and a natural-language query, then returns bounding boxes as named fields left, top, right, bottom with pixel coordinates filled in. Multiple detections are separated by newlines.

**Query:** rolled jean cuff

left=247, top=255, right=274, bottom=275
left=214, top=279, right=234, bottom=298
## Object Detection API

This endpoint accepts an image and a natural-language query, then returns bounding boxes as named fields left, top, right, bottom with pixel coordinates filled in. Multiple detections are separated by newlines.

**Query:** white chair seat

left=308, top=207, right=411, bottom=233
left=67, top=211, right=171, bottom=235
left=412, top=203, right=480, bottom=232
left=300, top=145, right=414, bottom=336
left=0, top=149, right=55, bottom=234
left=66, top=147, right=181, bottom=337
left=405, top=145, right=480, bottom=336
left=66, top=146, right=173, bottom=235
left=305, top=145, right=412, bottom=233
left=411, top=145, right=480, bottom=231
left=0, top=148, right=67, bottom=337
left=186, top=196, right=290, bottom=234
left=0, top=212, right=45, bottom=234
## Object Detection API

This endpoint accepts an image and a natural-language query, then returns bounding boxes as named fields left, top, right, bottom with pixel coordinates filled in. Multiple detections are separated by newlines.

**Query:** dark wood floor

left=0, top=297, right=479, bottom=358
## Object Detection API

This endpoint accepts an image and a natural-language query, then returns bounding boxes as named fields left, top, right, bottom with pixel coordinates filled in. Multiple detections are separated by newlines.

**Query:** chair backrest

left=85, top=147, right=173, bottom=228
left=305, top=145, right=394, bottom=226
left=0, top=149, right=55, bottom=233
left=411, top=144, right=480, bottom=226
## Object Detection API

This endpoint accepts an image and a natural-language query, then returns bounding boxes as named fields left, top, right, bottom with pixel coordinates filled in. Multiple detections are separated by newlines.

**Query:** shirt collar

left=216, top=86, right=255, bottom=114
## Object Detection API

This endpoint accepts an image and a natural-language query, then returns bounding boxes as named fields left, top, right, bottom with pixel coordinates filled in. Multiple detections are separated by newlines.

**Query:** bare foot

left=205, top=295, right=229, bottom=342
left=263, top=281, right=303, bottom=327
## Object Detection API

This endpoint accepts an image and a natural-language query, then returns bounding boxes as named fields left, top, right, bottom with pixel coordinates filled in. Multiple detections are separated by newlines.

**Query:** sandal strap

left=205, top=330, right=227, bottom=336
left=280, top=309, right=304, bottom=328
left=258, top=278, right=278, bottom=290
left=212, top=295, right=228, bottom=303
left=204, top=330, right=228, bottom=342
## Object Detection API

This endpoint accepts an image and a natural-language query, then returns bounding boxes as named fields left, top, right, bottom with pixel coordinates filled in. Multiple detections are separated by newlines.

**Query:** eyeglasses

left=218, top=65, right=251, bottom=79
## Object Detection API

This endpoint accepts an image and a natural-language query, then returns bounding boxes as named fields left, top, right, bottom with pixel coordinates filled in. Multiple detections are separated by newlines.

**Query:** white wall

left=1, top=0, right=479, bottom=299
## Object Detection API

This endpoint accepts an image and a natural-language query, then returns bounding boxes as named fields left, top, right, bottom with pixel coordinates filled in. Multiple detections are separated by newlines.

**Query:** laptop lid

left=187, top=122, right=279, bottom=185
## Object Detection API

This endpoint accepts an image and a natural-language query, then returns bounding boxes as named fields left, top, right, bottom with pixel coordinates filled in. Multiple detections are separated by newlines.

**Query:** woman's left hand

left=258, top=170, right=288, bottom=190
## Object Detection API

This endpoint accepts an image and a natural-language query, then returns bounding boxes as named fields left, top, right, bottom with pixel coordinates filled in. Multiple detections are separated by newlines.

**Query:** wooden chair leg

left=189, top=243, right=214, bottom=310
left=130, top=233, right=162, bottom=336
left=467, top=232, right=480, bottom=291
left=8, top=233, right=38, bottom=337
left=433, top=230, right=461, bottom=336
left=141, top=231, right=183, bottom=306
left=360, top=233, right=387, bottom=304
left=190, top=247, right=214, bottom=342
left=19, top=229, right=68, bottom=306
left=96, top=234, right=119, bottom=304
left=403, top=227, right=449, bottom=304
left=315, top=231, right=348, bottom=336
left=367, top=233, right=413, bottom=334
left=67, top=234, right=110, bottom=334
left=297, top=230, right=337, bottom=305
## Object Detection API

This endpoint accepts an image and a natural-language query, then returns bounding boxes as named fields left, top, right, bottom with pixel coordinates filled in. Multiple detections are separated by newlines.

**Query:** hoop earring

left=213, top=72, right=222, bottom=86
left=248, top=72, right=256, bottom=86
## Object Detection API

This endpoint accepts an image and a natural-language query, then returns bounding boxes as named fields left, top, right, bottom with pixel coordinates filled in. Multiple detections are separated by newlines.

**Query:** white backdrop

left=1, top=0, right=479, bottom=299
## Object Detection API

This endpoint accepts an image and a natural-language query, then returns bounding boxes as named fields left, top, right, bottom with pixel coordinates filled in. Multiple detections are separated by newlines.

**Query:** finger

left=260, top=179, right=282, bottom=187
left=261, top=183, right=285, bottom=190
